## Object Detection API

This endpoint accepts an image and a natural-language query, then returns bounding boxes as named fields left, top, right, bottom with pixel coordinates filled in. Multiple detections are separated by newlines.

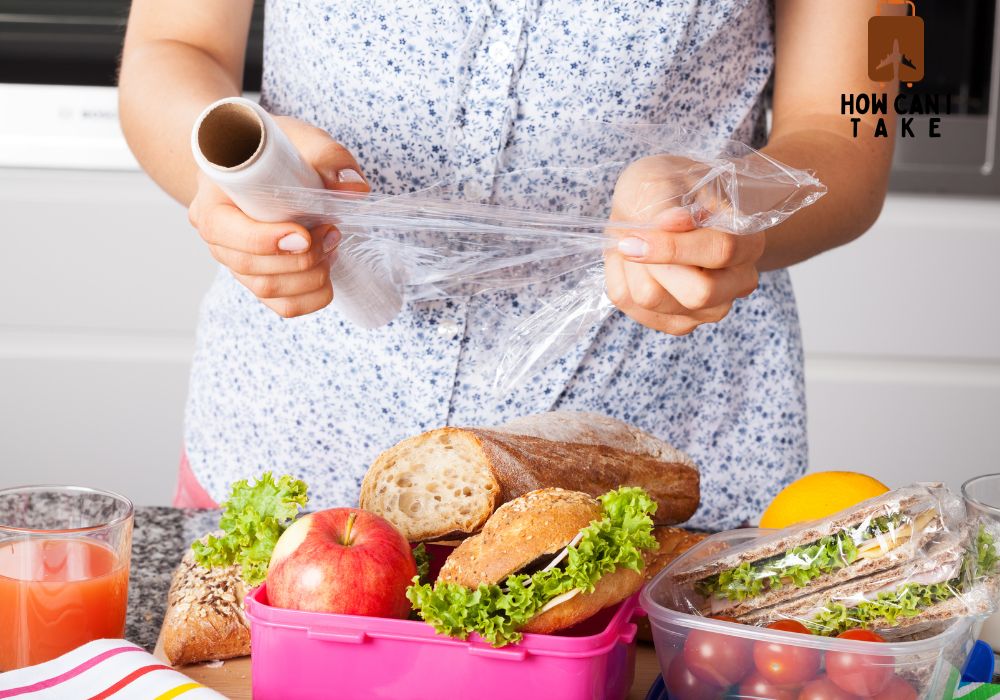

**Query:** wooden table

left=154, top=636, right=662, bottom=699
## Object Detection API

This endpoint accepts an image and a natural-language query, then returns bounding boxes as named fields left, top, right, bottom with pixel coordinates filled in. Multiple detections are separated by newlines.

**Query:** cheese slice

left=542, top=531, right=584, bottom=572
left=536, top=588, right=582, bottom=614
left=857, top=509, right=937, bottom=560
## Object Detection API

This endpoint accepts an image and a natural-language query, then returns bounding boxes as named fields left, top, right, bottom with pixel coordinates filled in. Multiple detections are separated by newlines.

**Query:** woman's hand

left=187, top=116, right=370, bottom=318
left=604, top=155, right=765, bottom=335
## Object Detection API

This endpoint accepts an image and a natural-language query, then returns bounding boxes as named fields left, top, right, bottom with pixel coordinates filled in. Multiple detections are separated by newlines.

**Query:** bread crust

left=437, top=489, right=601, bottom=587
left=520, top=566, right=645, bottom=634
left=161, top=549, right=250, bottom=666
left=470, top=430, right=699, bottom=524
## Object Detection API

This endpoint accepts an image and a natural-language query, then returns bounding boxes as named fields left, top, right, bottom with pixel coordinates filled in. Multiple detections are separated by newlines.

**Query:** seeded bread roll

left=437, top=488, right=648, bottom=635
left=521, top=567, right=645, bottom=634
left=161, top=548, right=250, bottom=666
left=437, top=488, right=601, bottom=587
left=360, top=410, right=700, bottom=542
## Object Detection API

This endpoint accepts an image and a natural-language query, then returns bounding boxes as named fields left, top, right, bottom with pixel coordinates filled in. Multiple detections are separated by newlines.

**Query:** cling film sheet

left=238, top=122, right=826, bottom=392
left=663, top=483, right=1000, bottom=640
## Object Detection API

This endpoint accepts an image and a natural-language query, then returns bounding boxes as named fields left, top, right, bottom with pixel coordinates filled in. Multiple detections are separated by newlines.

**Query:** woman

left=119, top=1, right=894, bottom=529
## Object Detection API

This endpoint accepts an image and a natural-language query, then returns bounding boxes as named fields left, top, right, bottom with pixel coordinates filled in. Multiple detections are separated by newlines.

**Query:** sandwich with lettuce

left=738, top=524, right=1000, bottom=636
left=407, top=486, right=659, bottom=647
left=671, top=485, right=953, bottom=619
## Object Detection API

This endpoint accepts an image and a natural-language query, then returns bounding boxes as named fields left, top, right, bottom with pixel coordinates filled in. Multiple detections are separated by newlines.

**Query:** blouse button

left=437, top=319, right=460, bottom=337
left=492, top=42, right=515, bottom=65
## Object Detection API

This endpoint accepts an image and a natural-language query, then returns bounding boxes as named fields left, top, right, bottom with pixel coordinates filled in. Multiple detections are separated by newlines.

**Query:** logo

left=868, top=0, right=924, bottom=87
left=844, top=0, right=945, bottom=139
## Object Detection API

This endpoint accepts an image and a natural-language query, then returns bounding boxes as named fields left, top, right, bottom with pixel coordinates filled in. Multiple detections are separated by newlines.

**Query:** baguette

left=161, top=549, right=250, bottom=666
left=360, top=410, right=699, bottom=542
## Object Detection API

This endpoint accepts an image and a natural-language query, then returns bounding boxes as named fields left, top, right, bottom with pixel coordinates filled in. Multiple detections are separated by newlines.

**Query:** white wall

left=0, top=171, right=997, bottom=505
left=0, top=169, right=216, bottom=505
left=791, top=193, right=1000, bottom=492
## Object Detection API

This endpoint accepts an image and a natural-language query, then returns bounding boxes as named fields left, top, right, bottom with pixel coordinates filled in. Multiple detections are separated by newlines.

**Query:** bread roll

left=161, top=549, right=250, bottom=666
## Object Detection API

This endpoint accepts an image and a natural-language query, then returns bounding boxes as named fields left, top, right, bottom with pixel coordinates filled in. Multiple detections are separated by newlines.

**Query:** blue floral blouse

left=184, top=0, right=807, bottom=529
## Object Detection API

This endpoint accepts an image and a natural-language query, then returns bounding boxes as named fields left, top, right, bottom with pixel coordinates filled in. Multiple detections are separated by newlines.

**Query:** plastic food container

left=640, top=529, right=981, bottom=699
left=245, top=585, right=641, bottom=700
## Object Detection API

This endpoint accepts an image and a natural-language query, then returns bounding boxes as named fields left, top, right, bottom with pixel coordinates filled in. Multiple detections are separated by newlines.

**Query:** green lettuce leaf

left=696, top=514, right=905, bottom=602
left=192, top=472, right=308, bottom=586
left=805, top=524, right=999, bottom=636
left=406, top=487, right=658, bottom=647
left=975, top=525, right=999, bottom=579
left=809, top=579, right=958, bottom=636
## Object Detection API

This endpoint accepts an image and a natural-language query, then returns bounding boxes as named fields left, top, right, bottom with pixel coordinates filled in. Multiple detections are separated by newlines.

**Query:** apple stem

left=342, top=511, right=358, bottom=546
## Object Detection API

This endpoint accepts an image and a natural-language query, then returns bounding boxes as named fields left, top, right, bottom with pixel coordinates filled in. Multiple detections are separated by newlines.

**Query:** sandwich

left=672, top=485, right=955, bottom=619
left=406, top=486, right=660, bottom=646
left=360, top=410, right=700, bottom=542
left=738, top=525, right=1000, bottom=637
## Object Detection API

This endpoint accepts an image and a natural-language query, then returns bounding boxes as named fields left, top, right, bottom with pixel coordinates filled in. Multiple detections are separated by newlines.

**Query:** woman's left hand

left=605, top=155, right=765, bottom=335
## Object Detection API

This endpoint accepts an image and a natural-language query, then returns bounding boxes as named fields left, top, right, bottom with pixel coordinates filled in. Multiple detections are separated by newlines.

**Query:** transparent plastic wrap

left=662, top=483, right=1000, bottom=640
left=230, top=121, right=826, bottom=392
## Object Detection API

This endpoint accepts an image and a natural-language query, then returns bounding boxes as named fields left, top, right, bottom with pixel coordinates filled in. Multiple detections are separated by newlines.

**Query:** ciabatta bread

left=360, top=411, right=699, bottom=542
left=643, top=527, right=709, bottom=581
left=161, top=549, right=250, bottom=666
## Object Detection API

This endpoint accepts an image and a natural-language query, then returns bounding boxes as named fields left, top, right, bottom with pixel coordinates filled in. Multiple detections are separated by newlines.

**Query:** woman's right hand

left=187, top=115, right=370, bottom=318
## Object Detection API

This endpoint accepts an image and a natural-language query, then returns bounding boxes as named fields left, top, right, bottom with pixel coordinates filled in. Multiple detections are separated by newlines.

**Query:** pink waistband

left=172, top=452, right=219, bottom=509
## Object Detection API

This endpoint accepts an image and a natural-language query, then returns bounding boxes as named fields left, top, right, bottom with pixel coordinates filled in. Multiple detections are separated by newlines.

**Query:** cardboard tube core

left=196, top=102, right=266, bottom=170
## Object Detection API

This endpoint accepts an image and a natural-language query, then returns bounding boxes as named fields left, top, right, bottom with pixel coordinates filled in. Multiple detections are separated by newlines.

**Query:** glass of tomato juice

left=0, top=485, right=133, bottom=671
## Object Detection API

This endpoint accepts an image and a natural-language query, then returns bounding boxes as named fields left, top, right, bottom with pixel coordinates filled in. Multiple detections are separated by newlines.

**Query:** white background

left=1, top=166, right=998, bottom=510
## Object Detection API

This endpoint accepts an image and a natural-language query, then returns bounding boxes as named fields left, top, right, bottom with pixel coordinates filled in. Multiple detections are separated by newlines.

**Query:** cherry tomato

left=665, top=653, right=725, bottom=700
left=753, top=620, right=822, bottom=686
left=768, top=620, right=814, bottom=635
left=826, top=630, right=893, bottom=697
left=739, top=670, right=800, bottom=700
left=710, top=615, right=740, bottom=623
left=798, top=675, right=863, bottom=700
left=836, top=630, right=887, bottom=643
left=683, top=627, right=755, bottom=686
left=870, top=677, right=917, bottom=700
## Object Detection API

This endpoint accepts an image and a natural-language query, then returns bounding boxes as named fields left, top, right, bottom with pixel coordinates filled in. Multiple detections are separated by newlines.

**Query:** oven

left=888, top=0, right=1000, bottom=195
left=0, top=0, right=264, bottom=169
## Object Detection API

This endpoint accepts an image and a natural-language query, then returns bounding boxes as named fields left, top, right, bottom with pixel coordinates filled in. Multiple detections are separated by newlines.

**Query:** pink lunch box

left=244, top=585, right=641, bottom=700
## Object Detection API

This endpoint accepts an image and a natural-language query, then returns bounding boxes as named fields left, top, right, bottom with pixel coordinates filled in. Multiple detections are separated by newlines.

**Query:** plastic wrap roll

left=191, top=96, right=403, bottom=328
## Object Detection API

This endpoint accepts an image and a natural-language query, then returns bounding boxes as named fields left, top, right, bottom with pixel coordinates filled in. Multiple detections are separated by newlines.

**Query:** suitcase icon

left=868, top=0, right=924, bottom=86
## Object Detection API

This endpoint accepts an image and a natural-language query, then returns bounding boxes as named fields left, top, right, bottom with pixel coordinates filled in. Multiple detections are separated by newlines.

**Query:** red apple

left=266, top=508, right=417, bottom=618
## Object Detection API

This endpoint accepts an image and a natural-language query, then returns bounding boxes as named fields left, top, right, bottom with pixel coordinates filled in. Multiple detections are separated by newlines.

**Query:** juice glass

left=0, top=485, right=133, bottom=671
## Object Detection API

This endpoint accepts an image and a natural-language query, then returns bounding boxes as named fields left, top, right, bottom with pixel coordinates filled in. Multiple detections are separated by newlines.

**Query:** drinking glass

left=0, top=485, right=133, bottom=671
left=963, top=474, right=1000, bottom=649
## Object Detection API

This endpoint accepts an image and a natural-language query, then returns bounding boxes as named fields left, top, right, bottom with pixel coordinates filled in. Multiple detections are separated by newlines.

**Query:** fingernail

left=278, top=233, right=310, bottom=252
left=323, top=229, right=340, bottom=251
left=618, top=237, right=649, bottom=257
left=337, top=168, right=366, bottom=184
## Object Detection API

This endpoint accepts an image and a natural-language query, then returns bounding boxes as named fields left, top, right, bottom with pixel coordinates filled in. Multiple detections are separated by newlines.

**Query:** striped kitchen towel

left=0, top=639, right=225, bottom=699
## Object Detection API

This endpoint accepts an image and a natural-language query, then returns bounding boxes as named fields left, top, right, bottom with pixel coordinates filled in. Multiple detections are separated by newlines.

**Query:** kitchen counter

left=125, top=506, right=220, bottom=651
